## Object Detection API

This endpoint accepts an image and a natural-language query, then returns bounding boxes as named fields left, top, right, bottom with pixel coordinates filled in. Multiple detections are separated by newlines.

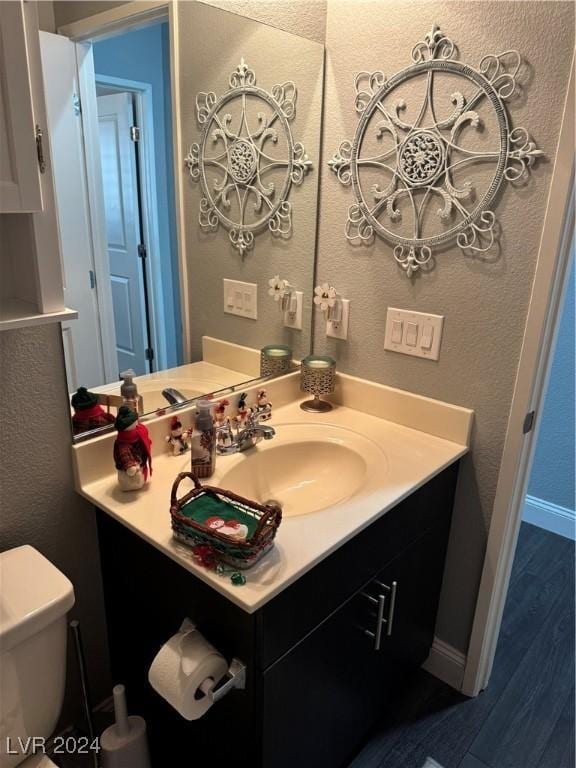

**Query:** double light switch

left=384, top=307, right=444, bottom=360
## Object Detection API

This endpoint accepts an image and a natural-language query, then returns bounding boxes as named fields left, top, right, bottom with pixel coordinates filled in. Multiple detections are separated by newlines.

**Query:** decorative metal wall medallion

left=185, top=59, right=313, bottom=255
left=328, top=26, right=544, bottom=277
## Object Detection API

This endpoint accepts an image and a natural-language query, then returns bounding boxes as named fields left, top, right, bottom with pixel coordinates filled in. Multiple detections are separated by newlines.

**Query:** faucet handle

left=250, top=410, right=269, bottom=426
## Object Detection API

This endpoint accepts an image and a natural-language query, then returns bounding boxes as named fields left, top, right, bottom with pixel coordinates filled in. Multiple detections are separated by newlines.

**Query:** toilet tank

left=0, top=546, right=75, bottom=768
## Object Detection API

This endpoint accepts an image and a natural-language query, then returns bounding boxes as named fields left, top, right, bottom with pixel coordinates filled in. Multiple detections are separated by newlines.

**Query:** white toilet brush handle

left=112, top=685, right=130, bottom=738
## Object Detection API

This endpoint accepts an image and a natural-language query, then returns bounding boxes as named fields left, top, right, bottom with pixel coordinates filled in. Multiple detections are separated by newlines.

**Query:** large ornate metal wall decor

left=185, top=59, right=312, bottom=255
left=329, top=26, right=543, bottom=277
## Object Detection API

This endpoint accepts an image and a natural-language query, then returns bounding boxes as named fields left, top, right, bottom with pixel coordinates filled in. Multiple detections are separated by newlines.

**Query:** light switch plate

left=384, top=307, right=444, bottom=360
left=326, top=299, right=350, bottom=340
left=283, top=290, right=303, bottom=330
left=223, top=279, right=258, bottom=320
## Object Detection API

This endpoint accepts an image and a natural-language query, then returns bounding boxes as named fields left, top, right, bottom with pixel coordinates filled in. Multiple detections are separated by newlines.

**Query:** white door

left=39, top=31, right=107, bottom=391
left=97, top=92, right=149, bottom=376
left=0, top=1, right=43, bottom=212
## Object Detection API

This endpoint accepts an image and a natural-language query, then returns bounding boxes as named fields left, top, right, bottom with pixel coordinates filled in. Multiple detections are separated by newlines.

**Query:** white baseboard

left=523, top=495, right=576, bottom=540
left=422, top=636, right=467, bottom=691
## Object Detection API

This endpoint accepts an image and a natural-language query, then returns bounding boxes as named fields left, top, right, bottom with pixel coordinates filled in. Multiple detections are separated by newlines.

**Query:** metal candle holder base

left=300, top=395, right=333, bottom=413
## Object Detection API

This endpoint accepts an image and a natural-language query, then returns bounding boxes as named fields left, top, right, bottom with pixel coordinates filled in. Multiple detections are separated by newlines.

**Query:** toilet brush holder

left=100, top=684, right=151, bottom=768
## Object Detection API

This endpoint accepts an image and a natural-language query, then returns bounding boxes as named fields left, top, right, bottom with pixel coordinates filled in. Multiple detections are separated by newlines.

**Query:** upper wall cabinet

left=0, top=1, right=43, bottom=212
left=0, top=0, right=74, bottom=330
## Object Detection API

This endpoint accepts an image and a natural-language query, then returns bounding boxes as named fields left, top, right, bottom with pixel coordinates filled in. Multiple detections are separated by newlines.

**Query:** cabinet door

left=373, top=522, right=449, bottom=672
left=261, top=523, right=449, bottom=768
left=262, top=587, right=395, bottom=768
left=0, top=1, right=42, bottom=212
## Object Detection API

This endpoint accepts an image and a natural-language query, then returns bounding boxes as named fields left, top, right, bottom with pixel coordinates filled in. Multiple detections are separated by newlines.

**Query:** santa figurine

left=165, top=416, right=190, bottom=456
left=71, top=387, right=115, bottom=435
left=113, top=406, right=153, bottom=491
left=205, top=516, right=249, bottom=542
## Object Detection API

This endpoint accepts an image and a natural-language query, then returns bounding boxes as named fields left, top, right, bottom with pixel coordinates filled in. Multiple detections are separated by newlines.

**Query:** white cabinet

left=0, top=1, right=75, bottom=330
left=0, top=1, right=42, bottom=213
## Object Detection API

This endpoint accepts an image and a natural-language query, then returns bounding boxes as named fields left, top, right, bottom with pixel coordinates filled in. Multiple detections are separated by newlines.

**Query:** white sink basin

left=217, top=423, right=388, bottom=517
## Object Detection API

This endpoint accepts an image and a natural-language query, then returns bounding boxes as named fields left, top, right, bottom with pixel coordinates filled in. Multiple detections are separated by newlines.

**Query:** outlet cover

left=326, top=299, right=350, bottom=340
left=283, top=291, right=303, bottom=330
left=223, top=279, right=258, bottom=320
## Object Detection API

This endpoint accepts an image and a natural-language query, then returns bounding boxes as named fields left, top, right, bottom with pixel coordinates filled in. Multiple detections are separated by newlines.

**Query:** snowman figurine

left=255, top=389, right=272, bottom=421
left=214, top=400, right=233, bottom=447
left=165, top=416, right=191, bottom=456
left=113, top=406, right=152, bottom=491
left=234, top=392, right=252, bottom=429
left=205, top=516, right=249, bottom=542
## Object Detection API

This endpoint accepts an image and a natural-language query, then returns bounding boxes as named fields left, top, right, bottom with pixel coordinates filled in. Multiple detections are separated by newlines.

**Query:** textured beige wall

left=206, top=0, right=327, bottom=43
left=316, top=0, right=574, bottom=652
left=0, top=325, right=111, bottom=724
left=53, top=1, right=327, bottom=42
left=52, top=0, right=130, bottom=28
left=178, top=1, right=324, bottom=362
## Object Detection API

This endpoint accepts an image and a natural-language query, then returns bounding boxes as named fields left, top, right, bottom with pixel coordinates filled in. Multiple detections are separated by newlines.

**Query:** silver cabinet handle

left=376, top=580, right=398, bottom=637
left=362, top=592, right=386, bottom=650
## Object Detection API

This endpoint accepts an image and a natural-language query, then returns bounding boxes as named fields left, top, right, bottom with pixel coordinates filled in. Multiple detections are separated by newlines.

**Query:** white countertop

left=76, top=398, right=469, bottom=613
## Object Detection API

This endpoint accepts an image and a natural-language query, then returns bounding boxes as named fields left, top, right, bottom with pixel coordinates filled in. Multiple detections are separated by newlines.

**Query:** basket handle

left=170, top=471, right=202, bottom=506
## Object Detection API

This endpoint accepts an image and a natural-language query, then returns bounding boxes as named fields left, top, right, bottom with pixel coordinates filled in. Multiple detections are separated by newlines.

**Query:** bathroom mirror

left=45, top=2, right=324, bottom=440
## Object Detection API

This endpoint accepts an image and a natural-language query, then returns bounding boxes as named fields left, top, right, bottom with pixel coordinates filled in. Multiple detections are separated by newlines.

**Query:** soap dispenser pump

left=120, top=370, right=139, bottom=411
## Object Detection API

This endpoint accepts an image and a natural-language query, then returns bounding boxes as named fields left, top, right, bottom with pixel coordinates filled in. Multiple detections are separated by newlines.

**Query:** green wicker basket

left=170, top=472, right=282, bottom=569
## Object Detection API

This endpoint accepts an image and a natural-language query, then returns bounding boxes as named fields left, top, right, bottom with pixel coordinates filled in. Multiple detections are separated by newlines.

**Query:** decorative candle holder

left=260, top=345, right=293, bottom=378
left=300, top=355, right=336, bottom=412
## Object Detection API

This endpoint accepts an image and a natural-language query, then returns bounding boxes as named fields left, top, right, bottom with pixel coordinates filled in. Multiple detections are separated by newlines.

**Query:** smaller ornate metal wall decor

left=329, top=26, right=544, bottom=277
left=185, top=59, right=313, bottom=256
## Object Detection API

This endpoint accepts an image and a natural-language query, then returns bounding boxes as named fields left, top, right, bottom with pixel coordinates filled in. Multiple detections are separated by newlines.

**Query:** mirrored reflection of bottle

left=191, top=400, right=216, bottom=479
left=120, top=370, right=139, bottom=412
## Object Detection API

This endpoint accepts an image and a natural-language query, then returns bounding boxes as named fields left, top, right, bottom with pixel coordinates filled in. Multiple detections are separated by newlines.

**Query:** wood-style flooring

left=348, top=522, right=575, bottom=768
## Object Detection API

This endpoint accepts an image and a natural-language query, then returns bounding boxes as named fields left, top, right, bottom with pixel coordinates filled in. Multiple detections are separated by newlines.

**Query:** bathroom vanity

left=73, top=373, right=472, bottom=768
left=97, top=461, right=457, bottom=768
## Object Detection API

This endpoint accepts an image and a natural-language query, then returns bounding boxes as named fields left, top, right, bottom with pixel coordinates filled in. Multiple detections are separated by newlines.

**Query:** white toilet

left=0, top=546, right=75, bottom=768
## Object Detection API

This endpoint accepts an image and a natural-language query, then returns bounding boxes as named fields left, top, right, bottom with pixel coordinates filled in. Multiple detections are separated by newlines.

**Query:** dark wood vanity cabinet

left=96, top=462, right=459, bottom=768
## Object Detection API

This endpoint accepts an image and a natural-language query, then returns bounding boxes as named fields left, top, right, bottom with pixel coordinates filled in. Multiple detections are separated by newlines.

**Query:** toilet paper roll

left=148, top=619, right=228, bottom=720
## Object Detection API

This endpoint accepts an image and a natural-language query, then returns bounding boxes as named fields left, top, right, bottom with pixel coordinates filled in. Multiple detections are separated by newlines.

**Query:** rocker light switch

left=421, top=324, right=434, bottom=350
left=384, top=308, right=444, bottom=360
left=391, top=319, right=403, bottom=344
left=405, top=322, right=418, bottom=347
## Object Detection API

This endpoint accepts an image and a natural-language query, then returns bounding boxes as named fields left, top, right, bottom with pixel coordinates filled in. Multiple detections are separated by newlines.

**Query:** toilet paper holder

left=207, top=657, right=247, bottom=703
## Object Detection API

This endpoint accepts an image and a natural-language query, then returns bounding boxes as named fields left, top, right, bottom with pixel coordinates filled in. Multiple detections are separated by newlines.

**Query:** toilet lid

left=0, top=546, right=75, bottom=651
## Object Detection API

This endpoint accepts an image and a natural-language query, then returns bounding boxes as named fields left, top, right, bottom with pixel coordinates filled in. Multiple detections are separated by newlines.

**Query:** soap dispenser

left=120, top=370, right=139, bottom=411
left=191, top=400, right=216, bottom=478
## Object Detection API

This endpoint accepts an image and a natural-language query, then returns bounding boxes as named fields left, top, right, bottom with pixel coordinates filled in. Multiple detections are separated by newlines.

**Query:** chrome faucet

left=217, top=412, right=276, bottom=455
left=162, top=387, right=188, bottom=406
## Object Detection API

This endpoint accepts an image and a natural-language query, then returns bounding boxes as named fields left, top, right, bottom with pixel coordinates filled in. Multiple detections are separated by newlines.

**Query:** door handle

left=376, top=580, right=398, bottom=636
left=35, top=125, right=46, bottom=174
left=361, top=592, right=386, bottom=650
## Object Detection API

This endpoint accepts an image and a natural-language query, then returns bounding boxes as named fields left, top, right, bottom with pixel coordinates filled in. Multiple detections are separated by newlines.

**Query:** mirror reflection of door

left=97, top=91, right=150, bottom=377
left=39, top=31, right=108, bottom=391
